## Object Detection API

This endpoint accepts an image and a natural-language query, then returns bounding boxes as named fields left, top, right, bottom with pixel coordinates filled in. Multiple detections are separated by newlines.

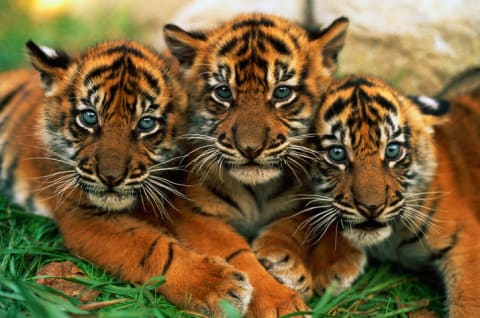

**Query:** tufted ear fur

left=308, top=17, right=349, bottom=75
left=163, top=24, right=207, bottom=69
left=26, top=40, right=71, bottom=95
left=408, top=95, right=450, bottom=126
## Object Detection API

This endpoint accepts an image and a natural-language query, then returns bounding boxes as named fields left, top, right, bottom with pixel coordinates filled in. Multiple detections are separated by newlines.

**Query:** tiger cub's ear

left=408, top=95, right=450, bottom=126
left=25, top=40, right=71, bottom=95
left=163, top=24, right=207, bottom=69
left=308, top=17, right=349, bottom=75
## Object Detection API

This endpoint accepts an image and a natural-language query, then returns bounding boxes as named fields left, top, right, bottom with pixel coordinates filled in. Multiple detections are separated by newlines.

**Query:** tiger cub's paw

left=312, top=247, right=366, bottom=295
left=246, top=285, right=311, bottom=318
left=255, top=245, right=313, bottom=301
left=188, top=256, right=253, bottom=317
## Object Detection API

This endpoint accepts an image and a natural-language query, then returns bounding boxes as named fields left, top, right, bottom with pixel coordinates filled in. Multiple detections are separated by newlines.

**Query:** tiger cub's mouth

left=87, top=191, right=136, bottom=211
left=227, top=163, right=282, bottom=185
left=342, top=222, right=392, bottom=247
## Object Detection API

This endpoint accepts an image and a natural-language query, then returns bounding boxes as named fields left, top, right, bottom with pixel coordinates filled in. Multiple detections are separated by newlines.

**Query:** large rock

left=155, top=0, right=480, bottom=95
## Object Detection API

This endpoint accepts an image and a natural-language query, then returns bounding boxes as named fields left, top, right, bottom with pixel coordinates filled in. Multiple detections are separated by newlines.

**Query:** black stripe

left=384, top=115, right=395, bottom=132
left=218, top=38, right=238, bottom=56
left=0, top=154, right=18, bottom=196
left=253, top=56, right=268, bottom=72
left=225, top=248, right=250, bottom=262
left=287, top=32, right=300, bottom=50
left=162, top=102, right=175, bottom=120
left=337, top=77, right=374, bottom=91
left=83, top=57, right=123, bottom=85
left=207, top=184, right=242, bottom=213
left=274, top=60, right=291, bottom=82
left=244, top=185, right=261, bottom=212
left=374, top=95, right=398, bottom=114
left=140, top=69, right=160, bottom=95
left=0, top=83, right=26, bottom=113
left=265, top=35, right=291, bottom=55
left=237, top=58, right=249, bottom=71
left=161, top=242, right=175, bottom=275
left=102, top=45, right=146, bottom=59
left=235, top=42, right=249, bottom=57
left=324, top=98, right=347, bottom=121
left=282, top=101, right=306, bottom=117
left=231, top=17, right=275, bottom=30
left=140, top=235, right=161, bottom=267
left=0, top=86, right=33, bottom=132
left=191, top=205, right=220, bottom=218
left=429, top=228, right=460, bottom=262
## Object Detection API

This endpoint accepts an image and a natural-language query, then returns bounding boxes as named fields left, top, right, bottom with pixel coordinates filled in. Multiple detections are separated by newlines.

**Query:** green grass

left=0, top=3, right=445, bottom=317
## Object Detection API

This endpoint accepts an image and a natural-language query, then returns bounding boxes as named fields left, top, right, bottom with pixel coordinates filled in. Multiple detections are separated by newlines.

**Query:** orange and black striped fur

left=0, top=40, right=259, bottom=316
left=163, top=13, right=349, bottom=317
left=255, top=74, right=480, bottom=317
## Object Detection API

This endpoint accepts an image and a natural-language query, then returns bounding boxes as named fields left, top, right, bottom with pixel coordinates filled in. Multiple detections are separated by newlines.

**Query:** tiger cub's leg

left=170, top=206, right=310, bottom=318
left=254, top=216, right=366, bottom=299
left=307, top=229, right=366, bottom=295
left=438, top=241, right=480, bottom=316
left=55, top=209, right=252, bottom=316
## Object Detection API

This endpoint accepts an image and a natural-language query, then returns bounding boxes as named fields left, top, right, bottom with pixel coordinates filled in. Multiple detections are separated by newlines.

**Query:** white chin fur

left=228, top=166, right=282, bottom=185
left=88, top=193, right=136, bottom=211
left=342, top=226, right=392, bottom=247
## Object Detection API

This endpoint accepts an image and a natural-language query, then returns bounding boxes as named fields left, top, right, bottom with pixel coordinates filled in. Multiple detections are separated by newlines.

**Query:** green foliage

left=0, top=1, right=147, bottom=71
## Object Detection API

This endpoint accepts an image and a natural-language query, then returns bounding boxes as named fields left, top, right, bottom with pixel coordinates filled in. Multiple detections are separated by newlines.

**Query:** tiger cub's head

left=164, top=13, right=348, bottom=185
left=307, top=76, right=449, bottom=247
left=27, top=40, right=187, bottom=212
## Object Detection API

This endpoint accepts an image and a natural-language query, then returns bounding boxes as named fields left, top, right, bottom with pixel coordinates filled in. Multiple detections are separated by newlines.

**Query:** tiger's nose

left=97, top=154, right=127, bottom=187
left=357, top=203, right=385, bottom=218
left=237, top=145, right=264, bottom=160
left=98, top=173, right=125, bottom=187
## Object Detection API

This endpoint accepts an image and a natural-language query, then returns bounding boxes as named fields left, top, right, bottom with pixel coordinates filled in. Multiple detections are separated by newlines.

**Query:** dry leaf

left=36, top=260, right=100, bottom=302
left=393, top=296, right=438, bottom=318
left=408, top=309, right=439, bottom=318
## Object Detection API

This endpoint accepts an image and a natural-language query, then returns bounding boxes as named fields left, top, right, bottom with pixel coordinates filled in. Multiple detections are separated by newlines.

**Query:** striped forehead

left=207, top=15, right=308, bottom=88
left=75, top=44, right=167, bottom=119
left=320, top=77, right=405, bottom=153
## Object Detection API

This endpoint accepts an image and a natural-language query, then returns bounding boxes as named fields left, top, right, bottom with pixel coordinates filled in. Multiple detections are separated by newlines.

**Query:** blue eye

left=273, top=86, right=292, bottom=100
left=327, top=146, right=347, bottom=163
left=214, top=85, right=233, bottom=101
left=80, top=110, right=98, bottom=127
left=385, top=142, right=403, bottom=160
left=137, top=116, right=157, bottom=132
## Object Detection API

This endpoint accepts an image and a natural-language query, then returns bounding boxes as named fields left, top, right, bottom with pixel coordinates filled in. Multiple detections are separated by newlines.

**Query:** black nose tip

left=98, top=172, right=125, bottom=187
left=237, top=145, right=263, bottom=160
left=357, top=203, right=385, bottom=218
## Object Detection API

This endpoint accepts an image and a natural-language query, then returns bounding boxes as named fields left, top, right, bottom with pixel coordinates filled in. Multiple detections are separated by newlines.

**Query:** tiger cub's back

left=435, top=69, right=480, bottom=216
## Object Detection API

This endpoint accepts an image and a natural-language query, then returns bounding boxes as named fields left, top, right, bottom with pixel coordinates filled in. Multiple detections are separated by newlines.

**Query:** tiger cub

left=163, top=13, right=349, bottom=317
left=0, top=41, right=254, bottom=315
left=255, top=74, right=480, bottom=317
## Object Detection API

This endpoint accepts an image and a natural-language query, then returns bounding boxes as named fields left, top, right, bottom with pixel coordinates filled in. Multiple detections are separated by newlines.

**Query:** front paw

left=255, top=246, right=313, bottom=300
left=186, top=256, right=253, bottom=317
left=246, top=283, right=311, bottom=318
left=312, top=247, right=366, bottom=295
